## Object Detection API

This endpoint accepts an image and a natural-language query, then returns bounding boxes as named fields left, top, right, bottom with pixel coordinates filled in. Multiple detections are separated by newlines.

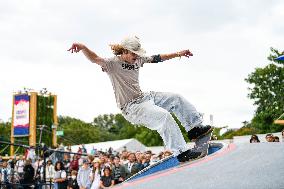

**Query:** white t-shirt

left=101, top=56, right=156, bottom=109
left=16, top=160, right=25, bottom=173
left=53, top=170, right=66, bottom=180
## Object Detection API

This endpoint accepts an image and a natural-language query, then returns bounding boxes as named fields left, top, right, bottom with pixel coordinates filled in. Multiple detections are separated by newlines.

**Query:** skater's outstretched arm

left=160, top=49, right=193, bottom=61
left=68, top=43, right=106, bottom=66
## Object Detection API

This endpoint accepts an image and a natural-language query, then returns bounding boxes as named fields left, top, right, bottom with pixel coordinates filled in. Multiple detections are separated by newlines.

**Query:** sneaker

left=187, top=125, right=213, bottom=142
left=177, top=149, right=202, bottom=162
left=192, top=132, right=213, bottom=158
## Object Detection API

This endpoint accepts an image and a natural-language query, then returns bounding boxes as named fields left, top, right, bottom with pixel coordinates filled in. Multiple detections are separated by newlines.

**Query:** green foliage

left=36, top=95, right=54, bottom=147
left=245, top=47, right=284, bottom=133
left=0, top=121, right=11, bottom=155
left=58, top=113, right=193, bottom=147
left=134, top=127, right=163, bottom=146
left=222, top=126, right=258, bottom=139
left=172, top=114, right=190, bottom=142
left=93, top=113, right=164, bottom=146
left=58, top=116, right=116, bottom=145
left=211, top=126, right=229, bottom=140
left=220, top=129, right=235, bottom=139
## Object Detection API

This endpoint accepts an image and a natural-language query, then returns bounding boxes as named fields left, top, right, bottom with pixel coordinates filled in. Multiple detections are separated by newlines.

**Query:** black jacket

left=23, top=164, right=34, bottom=184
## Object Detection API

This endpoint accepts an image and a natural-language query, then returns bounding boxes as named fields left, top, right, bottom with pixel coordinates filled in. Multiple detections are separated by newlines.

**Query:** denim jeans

left=122, top=91, right=203, bottom=156
left=53, top=183, right=58, bottom=189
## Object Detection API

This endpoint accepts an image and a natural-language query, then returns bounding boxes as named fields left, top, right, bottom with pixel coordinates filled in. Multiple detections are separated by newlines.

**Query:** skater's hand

left=68, top=43, right=86, bottom=53
left=177, top=50, right=193, bottom=58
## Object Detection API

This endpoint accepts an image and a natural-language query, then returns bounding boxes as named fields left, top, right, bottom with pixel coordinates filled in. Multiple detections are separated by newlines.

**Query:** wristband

left=151, top=54, right=163, bottom=63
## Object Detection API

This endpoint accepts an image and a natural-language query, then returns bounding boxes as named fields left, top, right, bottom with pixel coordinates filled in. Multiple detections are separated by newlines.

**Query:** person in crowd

left=250, top=134, right=260, bottom=143
left=163, top=151, right=173, bottom=158
left=87, top=155, right=95, bottom=169
left=44, top=159, right=55, bottom=188
left=274, top=136, right=280, bottom=142
left=54, top=144, right=65, bottom=162
left=150, top=155, right=160, bottom=165
left=143, top=152, right=153, bottom=167
left=67, top=145, right=72, bottom=153
left=100, top=167, right=114, bottom=188
left=90, top=147, right=97, bottom=156
left=136, top=153, right=145, bottom=171
left=78, top=156, right=86, bottom=168
left=120, top=151, right=129, bottom=165
left=63, top=154, right=71, bottom=174
left=77, top=147, right=82, bottom=155
left=15, top=155, right=25, bottom=178
left=99, top=154, right=108, bottom=176
left=158, top=152, right=164, bottom=160
left=26, top=147, right=36, bottom=163
left=34, top=157, right=43, bottom=180
left=124, top=153, right=140, bottom=178
left=0, top=161, right=11, bottom=189
left=108, top=147, right=113, bottom=155
left=107, top=155, right=114, bottom=168
left=265, top=134, right=275, bottom=142
left=7, top=156, right=16, bottom=170
left=135, top=151, right=142, bottom=162
left=77, top=159, right=92, bottom=189
left=111, top=156, right=127, bottom=184
left=70, top=155, right=79, bottom=172
left=67, top=170, right=79, bottom=189
left=22, top=159, right=35, bottom=189
left=90, top=158, right=102, bottom=189
left=53, top=161, right=67, bottom=189
left=82, top=145, right=87, bottom=154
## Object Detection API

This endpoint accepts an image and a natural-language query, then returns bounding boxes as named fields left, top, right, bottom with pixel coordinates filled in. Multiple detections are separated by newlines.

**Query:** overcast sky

left=1, top=0, right=283, bottom=128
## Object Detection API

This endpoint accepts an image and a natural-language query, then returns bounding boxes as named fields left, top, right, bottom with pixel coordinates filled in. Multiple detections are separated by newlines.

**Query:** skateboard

left=192, top=130, right=213, bottom=158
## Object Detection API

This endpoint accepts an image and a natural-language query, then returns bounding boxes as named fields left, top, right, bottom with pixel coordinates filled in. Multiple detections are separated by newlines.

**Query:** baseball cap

left=82, top=159, right=89, bottom=164
left=120, top=36, right=146, bottom=56
left=92, top=158, right=101, bottom=164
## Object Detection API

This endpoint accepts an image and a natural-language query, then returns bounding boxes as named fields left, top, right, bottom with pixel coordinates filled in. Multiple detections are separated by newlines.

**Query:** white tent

left=70, top=138, right=146, bottom=153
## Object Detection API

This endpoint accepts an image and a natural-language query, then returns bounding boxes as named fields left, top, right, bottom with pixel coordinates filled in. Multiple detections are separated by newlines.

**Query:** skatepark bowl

left=115, top=142, right=284, bottom=189
left=124, top=143, right=223, bottom=182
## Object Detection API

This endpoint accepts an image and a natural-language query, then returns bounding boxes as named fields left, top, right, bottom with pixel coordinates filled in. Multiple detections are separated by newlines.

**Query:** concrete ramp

left=115, top=142, right=284, bottom=189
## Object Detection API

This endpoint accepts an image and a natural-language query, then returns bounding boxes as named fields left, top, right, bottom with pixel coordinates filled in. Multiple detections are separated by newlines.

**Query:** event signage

left=56, top=130, right=64, bottom=136
left=13, top=94, right=30, bottom=136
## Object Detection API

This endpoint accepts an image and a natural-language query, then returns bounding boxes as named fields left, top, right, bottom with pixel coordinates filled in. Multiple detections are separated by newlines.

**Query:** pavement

left=115, top=142, right=284, bottom=189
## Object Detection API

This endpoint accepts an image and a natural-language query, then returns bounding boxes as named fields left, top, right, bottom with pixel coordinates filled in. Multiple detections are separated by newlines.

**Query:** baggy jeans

left=121, top=91, right=203, bottom=156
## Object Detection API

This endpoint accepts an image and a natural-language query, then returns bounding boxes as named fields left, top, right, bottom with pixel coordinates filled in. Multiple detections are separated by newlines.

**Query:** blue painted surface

left=128, top=145, right=222, bottom=181
left=130, top=156, right=180, bottom=180
left=275, top=55, right=284, bottom=61
left=208, top=146, right=221, bottom=154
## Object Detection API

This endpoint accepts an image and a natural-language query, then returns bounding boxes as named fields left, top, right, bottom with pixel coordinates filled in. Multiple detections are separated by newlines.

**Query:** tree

left=58, top=116, right=117, bottom=145
left=0, top=121, right=12, bottom=155
left=245, top=47, right=284, bottom=133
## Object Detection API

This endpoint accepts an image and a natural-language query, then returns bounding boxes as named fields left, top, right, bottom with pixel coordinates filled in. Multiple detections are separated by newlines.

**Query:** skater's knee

left=176, top=94, right=185, bottom=102
left=156, top=111, right=173, bottom=124
left=167, top=93, right=183, bottom=101
left=168, top=93, right=185, bottom=105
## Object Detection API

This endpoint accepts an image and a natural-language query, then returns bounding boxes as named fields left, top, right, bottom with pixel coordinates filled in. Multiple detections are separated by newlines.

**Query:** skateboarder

left=68, top=36, right=213, bottom=162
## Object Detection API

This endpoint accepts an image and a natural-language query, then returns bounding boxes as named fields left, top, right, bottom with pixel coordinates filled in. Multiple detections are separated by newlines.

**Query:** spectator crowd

left=249, top=132, right=282, bottom=143
left=0, top=145, right=173, bottom=189
left=1, top=129, right=283, bottom=189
